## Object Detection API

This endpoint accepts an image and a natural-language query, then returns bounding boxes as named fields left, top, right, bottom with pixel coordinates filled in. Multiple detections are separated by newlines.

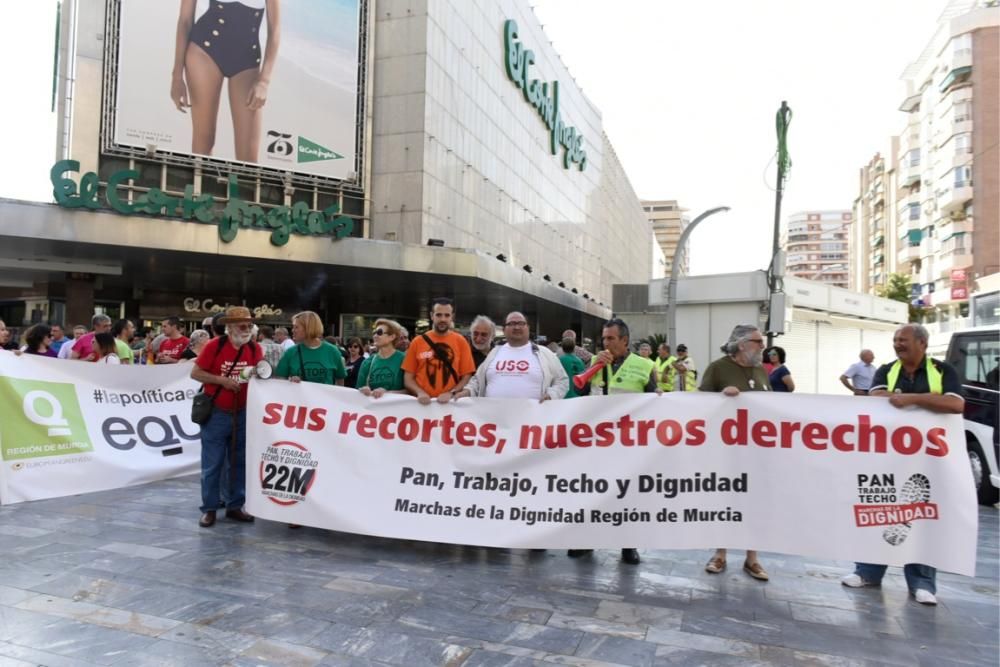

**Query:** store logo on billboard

left=266, top=131, right=295, bottom=158
left=50, top=160, right=355, bottom=247
left=298, top=136, right=344, bottom=164
left=0, top=378, right=94, bottom=460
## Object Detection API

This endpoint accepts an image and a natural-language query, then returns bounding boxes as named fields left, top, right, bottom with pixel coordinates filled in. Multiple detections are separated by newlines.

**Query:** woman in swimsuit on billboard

left=171, top=0, right=280, bottom=163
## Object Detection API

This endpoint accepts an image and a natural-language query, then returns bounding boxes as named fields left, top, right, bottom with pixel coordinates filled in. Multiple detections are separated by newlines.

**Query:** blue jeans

left=854, top=562, right=936, bottom=594
left=199, top=408, right=247, bottom=513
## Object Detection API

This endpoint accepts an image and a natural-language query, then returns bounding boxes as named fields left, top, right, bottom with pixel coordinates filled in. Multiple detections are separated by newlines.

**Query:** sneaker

left=841, top=573, right=879, bottom=588
left=913, top=589, right=937, bottom=605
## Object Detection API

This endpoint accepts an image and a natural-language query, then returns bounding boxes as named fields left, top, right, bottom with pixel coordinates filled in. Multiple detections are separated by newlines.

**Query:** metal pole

left=767, top=101, right=791, bottom=347
left=667, top=206, right=730, bottom=349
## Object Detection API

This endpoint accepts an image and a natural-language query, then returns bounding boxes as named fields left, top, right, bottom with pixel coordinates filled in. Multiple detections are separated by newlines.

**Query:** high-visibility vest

left=677, top=358, right=697, bottom=392
left=655, top=356, right=676, bottom=392
left=886, top=358, right=942, bottom=394
left=593, top=353, right=656, bottom=394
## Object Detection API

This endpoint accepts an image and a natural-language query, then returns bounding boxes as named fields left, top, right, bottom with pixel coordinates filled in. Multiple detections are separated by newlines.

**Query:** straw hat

left=219, top=306, right=253, bottom=324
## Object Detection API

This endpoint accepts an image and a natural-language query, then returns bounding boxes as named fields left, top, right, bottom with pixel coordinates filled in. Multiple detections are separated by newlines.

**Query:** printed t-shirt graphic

left=401, top=331, right=474, bottom=397
left=159, top=336, right=190, bottom=361
left=485, top=344, right=543, bottom=398
left=274, top=341, right=347, bottom=385
left=357, top=350, right=405, bottom=391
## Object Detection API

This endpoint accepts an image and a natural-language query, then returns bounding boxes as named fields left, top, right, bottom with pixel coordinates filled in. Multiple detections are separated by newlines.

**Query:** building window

left=908, top=203, right=920, bottom=220
left=954, top=165, right=972, bottom=187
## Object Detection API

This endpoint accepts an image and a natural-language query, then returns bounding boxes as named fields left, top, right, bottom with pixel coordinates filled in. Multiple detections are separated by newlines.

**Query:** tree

left=634, top=333, right=667, bottom=352
left=877, top=273, right=921, bottom=322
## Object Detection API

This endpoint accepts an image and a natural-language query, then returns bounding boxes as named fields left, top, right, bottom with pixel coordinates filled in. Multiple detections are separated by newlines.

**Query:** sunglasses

left=372, top=329, right=386, bottom=336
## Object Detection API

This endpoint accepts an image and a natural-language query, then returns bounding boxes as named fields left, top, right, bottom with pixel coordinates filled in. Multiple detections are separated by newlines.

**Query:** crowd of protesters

left=0, top=301, right=962, bottom=605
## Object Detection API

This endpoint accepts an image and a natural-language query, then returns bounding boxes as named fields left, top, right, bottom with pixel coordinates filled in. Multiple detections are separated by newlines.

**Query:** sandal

left=705, top=556, right=726, bottom=574
left=743, top=560, right=769, bottom=581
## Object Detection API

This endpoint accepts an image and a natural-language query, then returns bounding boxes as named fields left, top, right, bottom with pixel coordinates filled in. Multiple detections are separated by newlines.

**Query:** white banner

left=0, top=353, right=201, bottom=504
left=245, top=381, right=978, bottom=575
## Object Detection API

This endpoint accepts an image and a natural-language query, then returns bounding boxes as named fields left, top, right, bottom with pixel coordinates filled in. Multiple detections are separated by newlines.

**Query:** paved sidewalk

left=0, top=476, right=996, bottom=667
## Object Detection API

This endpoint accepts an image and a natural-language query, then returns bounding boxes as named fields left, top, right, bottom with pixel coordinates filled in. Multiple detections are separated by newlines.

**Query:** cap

left=676, top=344, right=688, bottom=352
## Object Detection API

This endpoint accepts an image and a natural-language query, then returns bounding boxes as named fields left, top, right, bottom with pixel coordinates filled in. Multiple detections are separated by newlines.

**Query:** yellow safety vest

left=677, top=358, right=697, bottom=392
left=886, top=358, right=942, bottom=394
left=655, top=356, right=676, bottom=392
left=593, top=353, right=656, bottom=394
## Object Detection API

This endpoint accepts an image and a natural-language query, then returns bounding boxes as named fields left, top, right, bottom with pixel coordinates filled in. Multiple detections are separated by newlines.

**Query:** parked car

left=945, top=326, right=999, bottom=505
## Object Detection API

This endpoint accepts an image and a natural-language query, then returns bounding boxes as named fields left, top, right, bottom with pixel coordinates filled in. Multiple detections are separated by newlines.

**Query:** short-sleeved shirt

left=559, top=353, right=586, bottom=398
left=195, top=338, right=264, bottom=411
left=769, top=365, right=791, bottom=392
left=842, top=361, right=876, bottom=391
left=72, top=332, right=97, bottom=361
left=484, top=343, right=544, bottom=398
left=115, top=339, right=135, bottom=364
left=158, top=336, right=190, bottom=362
left=49, top=337, right=69, bottom=355
left=401, top=330, right=475, bottom=397
left=699, top=355, right=771, bottom=392
left=869, top=357, right=962, bottom=397
left=275, top=341, right=347, bottom=385
left=357, top=350, right=406, bottom=392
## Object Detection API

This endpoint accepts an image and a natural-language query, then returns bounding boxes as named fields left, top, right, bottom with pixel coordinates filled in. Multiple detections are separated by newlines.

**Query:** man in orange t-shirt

left=402, top=297, right=475, bottom=404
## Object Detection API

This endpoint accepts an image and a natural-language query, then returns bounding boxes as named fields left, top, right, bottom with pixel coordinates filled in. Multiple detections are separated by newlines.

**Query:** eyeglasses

left=747, top=338, right=765, bottom=345
left=372, top=329, right=386, bottom=337
left=504, top=321, right=527, bottom=327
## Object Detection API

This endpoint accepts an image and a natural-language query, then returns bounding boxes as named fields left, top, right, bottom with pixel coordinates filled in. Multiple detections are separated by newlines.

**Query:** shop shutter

left=818, top=324, right=865, bottom=395
left=779, top=320, right=819, bottom=394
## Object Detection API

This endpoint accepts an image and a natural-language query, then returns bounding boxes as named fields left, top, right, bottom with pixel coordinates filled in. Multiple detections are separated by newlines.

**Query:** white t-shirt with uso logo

left=484, top=344, right=543, bottom=398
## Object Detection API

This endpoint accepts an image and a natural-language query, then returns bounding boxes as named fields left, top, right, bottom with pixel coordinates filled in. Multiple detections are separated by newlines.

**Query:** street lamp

left=666, top=206, right=730, bottom=349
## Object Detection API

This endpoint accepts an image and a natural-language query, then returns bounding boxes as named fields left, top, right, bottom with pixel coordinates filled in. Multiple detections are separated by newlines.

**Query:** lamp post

left=666, top=206, right=730, bottom=349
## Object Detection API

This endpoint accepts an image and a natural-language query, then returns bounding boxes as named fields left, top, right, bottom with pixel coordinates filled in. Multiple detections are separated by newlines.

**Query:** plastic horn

left=572, top=361, right=606, bottom=390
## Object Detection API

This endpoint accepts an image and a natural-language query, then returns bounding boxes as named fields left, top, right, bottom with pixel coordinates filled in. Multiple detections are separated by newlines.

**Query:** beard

left=229, top=330, right=252, bottom=345
left=744, top=348, right=763, bottom=367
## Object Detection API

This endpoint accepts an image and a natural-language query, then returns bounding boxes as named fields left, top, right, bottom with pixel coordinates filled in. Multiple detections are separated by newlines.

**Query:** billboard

left=112, top=0, right=361, bottom=180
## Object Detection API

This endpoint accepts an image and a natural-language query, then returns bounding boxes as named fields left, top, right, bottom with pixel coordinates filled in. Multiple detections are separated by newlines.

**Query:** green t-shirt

left=356, top=350, right=406, bottom=391
left=559, top=353, right=586, bottom=398
left=275, top=341, right=347, bottom=385
left=699, top=355, right=770, bottom=392
left=115, top=338, right=135, bottom=364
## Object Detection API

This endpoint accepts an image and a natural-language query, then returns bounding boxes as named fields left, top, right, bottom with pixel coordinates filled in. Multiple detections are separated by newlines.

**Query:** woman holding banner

left=358, top=319, right=406, bottom=398
left=171, top=0, right=281, bottom=163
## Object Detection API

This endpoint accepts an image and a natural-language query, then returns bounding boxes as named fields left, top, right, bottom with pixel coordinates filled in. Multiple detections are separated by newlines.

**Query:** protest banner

left=0, top=353, right=200, bottom=504
left=245, top=380, right=978, bottom=575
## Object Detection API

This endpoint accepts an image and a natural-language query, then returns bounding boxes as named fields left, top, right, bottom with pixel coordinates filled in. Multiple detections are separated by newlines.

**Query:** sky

left=1, top=1, right=950, bottom=276
left=533, top=0, right=949, bottom=274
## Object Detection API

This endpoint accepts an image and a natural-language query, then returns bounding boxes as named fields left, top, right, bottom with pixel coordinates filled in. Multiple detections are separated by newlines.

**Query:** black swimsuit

left=190, top=1, right=264, bottom=78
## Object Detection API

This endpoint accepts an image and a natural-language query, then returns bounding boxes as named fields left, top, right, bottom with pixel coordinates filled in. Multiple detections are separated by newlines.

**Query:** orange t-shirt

left=401, top=330, right=475, bottom=397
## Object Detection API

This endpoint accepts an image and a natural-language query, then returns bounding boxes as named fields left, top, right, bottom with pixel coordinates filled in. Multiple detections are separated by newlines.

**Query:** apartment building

left=894, top=0, right=999, bottom=327
left=642, top=200, right=691, bottom=277
left=851, top=141, right=899, bottom=294
left=783, top=211, right=852, bottom=289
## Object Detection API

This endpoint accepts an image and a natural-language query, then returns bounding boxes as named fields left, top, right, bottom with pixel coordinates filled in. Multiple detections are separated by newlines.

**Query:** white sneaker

left=913, top=589, right=937, bottom=605
left=841, top=573, right=877, bottom=588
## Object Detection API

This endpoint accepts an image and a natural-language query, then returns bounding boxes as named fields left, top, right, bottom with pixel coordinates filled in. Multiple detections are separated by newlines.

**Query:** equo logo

left=22, top=390, right=72, bottom=437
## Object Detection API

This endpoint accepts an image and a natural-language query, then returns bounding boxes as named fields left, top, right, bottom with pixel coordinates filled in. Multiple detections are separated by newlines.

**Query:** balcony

left=940, top=65, right=972, bottom=93
left=937, top=182, right=974, bottom=213
left=900, top=161, right=922, bottom=187
left=937, top=248, right=973, bottom=275
left=937, top=216, right=972, bottom=241
left=951, top=116, right=973, bottom=137
left=897, top=243, right=921, bottom=265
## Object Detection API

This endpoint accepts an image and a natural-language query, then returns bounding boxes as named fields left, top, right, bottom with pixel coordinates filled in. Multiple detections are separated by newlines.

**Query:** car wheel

left=968, top=437, right=999, bottom=506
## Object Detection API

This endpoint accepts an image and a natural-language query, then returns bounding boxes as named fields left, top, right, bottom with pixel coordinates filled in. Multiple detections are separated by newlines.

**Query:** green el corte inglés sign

left=503, top=19, right=587, bottom=171
left=49, top=160, right=354, bottom=247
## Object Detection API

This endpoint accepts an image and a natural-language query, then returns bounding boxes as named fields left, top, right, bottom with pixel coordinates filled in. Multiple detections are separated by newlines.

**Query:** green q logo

left=23, top=390, right=71, bottom=437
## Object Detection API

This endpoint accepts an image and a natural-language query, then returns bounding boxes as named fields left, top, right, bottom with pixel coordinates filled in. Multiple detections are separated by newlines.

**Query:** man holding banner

left=699, top=324, right=772, bottom=581
left=569, top=317, right=656, bottom=565
left=402, top=297, right=475, bottom=404
left=191, top=306, right=263, bottom=528
left=842, top=323, right=964, bottom=606
left=461, top=312, right=568, bottom=401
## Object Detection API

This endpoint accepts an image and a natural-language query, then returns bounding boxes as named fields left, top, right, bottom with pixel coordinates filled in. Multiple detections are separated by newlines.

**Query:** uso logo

left=259, top=441, right=318, bottom=506
left=495, top=360, right=530, bottom=373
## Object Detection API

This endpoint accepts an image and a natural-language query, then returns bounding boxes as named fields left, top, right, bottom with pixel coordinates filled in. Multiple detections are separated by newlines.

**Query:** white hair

left=721, top=324, right=760, bottom=355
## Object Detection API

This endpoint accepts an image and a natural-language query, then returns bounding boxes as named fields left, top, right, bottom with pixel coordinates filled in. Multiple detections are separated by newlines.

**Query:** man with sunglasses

left=699, top=324, right=771, bottom=581
left=460, top=312, right=568, bottom=400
